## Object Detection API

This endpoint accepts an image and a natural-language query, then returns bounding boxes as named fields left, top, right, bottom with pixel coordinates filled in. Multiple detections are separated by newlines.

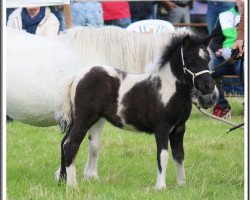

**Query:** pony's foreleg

left=169, top=125, right=186, bottom=186
left=155, top=128, right=169, bottom=190
left=83, top=118, right=105, bottom=180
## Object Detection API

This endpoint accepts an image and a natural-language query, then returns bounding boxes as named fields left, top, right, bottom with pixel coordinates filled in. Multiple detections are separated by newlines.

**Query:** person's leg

left=207, top=2, right=235, bottom=34
left=207, top=2, right=219, bottom=34
left=182, top=6, right=191, bottom=24
left=227, top=60, right=244, bottom=95
left=85, top=2, right=104, bottom=27
left=190, top=14, right=208, bottom=35
left=153, top=3, right=158, bottom=19
left=109, top=18, right=132, bottom=28
left=211, top=55, right=231, bottom=116
left=131, top=14, right=154, bottom=23
left=50, top=6, right=65, bottom=31
left=6, top=8, right=15, bottom=24
left=144, top=14, right=154, bottom=20
left=164, top=6, right=183, bottom=23
left=71, top=3, right=87, bottom=26
left=131, top=17, right=140, bottom=23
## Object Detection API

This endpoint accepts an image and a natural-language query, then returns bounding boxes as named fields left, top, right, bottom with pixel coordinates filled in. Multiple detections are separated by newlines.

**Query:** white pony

left=7, top=26, right=181, bottom=127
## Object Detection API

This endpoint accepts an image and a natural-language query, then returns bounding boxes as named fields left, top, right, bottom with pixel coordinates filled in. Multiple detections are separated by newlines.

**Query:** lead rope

left=193, top=101, right=244, bottom=132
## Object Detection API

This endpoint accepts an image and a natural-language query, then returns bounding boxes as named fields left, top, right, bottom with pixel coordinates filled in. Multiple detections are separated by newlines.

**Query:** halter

left=181, top=46, right=210, bottom=85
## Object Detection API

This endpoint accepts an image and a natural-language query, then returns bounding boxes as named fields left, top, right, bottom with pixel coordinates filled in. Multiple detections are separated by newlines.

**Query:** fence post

left=63, top=0, right=71, bottom=29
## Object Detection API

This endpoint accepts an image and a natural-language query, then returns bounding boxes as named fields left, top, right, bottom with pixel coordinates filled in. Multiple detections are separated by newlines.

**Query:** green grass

left=7, top=98, right=244, bottom=200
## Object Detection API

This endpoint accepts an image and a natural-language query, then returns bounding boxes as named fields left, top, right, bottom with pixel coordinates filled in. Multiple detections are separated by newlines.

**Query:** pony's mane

left=144, top=28, right=194, bottom=73
left=158, top=29, right=194, bottom=69
left=60, top=26, right=181, bottom=73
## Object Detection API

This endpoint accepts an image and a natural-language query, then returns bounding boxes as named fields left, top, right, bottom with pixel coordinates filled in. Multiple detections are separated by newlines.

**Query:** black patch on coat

left=74, top=67, right=123, bottom=128
left=120, top=76, right=166, bottom=133
left=164, top=82, right=192, bottom=125
left=121, top=76, right=192, bottom=134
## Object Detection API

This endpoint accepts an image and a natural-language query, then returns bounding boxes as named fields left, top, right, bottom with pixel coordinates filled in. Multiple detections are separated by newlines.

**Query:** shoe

left=213, top=104, right=223, bottom=117
left=221, top=106, right=231, bottom=119
left=6, top=115, right=13, bottom=122
left=213, top=104, right=231, bottom=119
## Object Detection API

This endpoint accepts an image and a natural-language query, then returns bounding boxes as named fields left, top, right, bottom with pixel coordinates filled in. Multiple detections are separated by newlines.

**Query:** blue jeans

left=71, top=2, right=103, bottom=28
left=211, top=56, right=241, bottom=79
left=163, top=6, right=190, bottom=23
left=6, top=8, right=15, bottom=24
left=50, top=6, right=65, bottom=31
left=210, top=55, right=243, bottom=108
left=207, top=1, right=236, bottom=34
left=104, top=18, right=132, bottom=28
left=131, top=14, right=154, bottom=23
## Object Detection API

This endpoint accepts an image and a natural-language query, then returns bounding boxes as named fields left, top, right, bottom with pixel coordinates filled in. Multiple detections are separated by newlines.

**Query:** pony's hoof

left=177, top=180, right=185, bottom=186
left=54, top=167, right=61, bottom=181
left=83, top=170, right=99, bottom=180
left=55, top=166, right=67, bottom=182
left=67, top=179, right=78, bottom=187
left=155, top=183, right=166, bottom=190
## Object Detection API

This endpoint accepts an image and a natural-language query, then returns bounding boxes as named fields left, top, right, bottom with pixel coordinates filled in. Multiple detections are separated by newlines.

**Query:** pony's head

left=180, top=34, right=218, bottom=109
left=160, top=32, right=218, bottom=109
left=180, top=35, right=219, bottom=109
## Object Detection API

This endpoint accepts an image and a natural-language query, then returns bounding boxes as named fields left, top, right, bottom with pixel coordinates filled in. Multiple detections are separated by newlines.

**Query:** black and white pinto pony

left=55, top=32, right=219, bottom=189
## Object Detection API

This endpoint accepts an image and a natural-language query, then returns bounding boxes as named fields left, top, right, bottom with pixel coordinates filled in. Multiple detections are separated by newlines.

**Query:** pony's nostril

left=204, top=82, right=214, bottom=93
left=204, top=84, right=209, bottom=92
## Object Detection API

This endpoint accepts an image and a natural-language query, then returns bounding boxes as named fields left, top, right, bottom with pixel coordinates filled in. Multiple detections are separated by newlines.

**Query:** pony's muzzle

left=196, top=87, right=219, bottom=109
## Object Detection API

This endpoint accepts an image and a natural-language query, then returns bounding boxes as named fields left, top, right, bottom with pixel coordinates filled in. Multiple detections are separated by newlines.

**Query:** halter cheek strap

left=181, top=46, right=210, bottom=85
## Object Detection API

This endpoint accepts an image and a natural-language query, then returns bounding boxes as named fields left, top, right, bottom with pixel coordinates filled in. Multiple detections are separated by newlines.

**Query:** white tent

left=6, top=0, right=135, bottom=8
left=6, top=0, right=70, bottom=8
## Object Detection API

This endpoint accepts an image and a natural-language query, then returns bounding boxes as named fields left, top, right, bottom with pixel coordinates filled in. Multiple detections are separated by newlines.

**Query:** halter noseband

left=181, top=46, right=210, bottom=85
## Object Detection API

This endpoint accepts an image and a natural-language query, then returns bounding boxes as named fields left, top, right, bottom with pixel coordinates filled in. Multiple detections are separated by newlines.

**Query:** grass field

left=7, top=98, right=244, bottom=200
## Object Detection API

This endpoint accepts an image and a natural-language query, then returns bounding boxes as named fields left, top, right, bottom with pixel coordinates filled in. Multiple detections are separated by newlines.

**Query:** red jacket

left=102, top=2, right=131, bottom=20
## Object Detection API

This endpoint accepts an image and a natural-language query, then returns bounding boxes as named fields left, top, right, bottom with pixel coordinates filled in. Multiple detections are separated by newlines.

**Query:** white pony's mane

left=60, top=26, right=191, bottom=73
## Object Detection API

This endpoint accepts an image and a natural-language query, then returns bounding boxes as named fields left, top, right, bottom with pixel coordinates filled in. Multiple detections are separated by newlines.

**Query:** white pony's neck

left=61, top=26, right=175, bottom=74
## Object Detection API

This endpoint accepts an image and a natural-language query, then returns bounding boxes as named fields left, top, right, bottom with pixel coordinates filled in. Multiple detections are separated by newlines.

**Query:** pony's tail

left=55, top=75, right=75, bottom=133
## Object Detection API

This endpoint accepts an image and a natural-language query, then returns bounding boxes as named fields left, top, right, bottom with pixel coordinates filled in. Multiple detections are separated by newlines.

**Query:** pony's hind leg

left=83, top=118, right=105, bottom=180
left=169, top=124, right=186, bottom=185
left=55, top=133, right=69, bottom=182
left=64, top=123, right=89, bottom=186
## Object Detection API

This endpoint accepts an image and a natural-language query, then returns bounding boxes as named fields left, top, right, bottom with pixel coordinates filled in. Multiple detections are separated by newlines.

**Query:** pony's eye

left=188, top=60, right=196, bottom=66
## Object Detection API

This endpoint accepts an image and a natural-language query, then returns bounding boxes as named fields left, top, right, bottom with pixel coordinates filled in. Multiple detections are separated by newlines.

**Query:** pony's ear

left=200, top=35, right=213, bottom=46
left=182, top=34, right=191, bottom=50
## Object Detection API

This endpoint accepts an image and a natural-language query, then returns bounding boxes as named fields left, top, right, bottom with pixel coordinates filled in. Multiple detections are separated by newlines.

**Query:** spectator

left=206, top=0, right=235, bottom=34
left=71, top=2, right=103, bottom=28
left=7, top=6, right=59, bottom=36
left=232, top=0, right=244, bottom=57
left=6, top=8, right=15, bottom=24
left=129, top=1, right=156, bottom=22
left=190, top=0, right=208, bottom=35
left=50, top=6, right=66, bottom=31
left=102, top=1, right=131, bottom=28
left=209, top=0, right=244, bottom=118
left=158, top=0, right=192, bottom=24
